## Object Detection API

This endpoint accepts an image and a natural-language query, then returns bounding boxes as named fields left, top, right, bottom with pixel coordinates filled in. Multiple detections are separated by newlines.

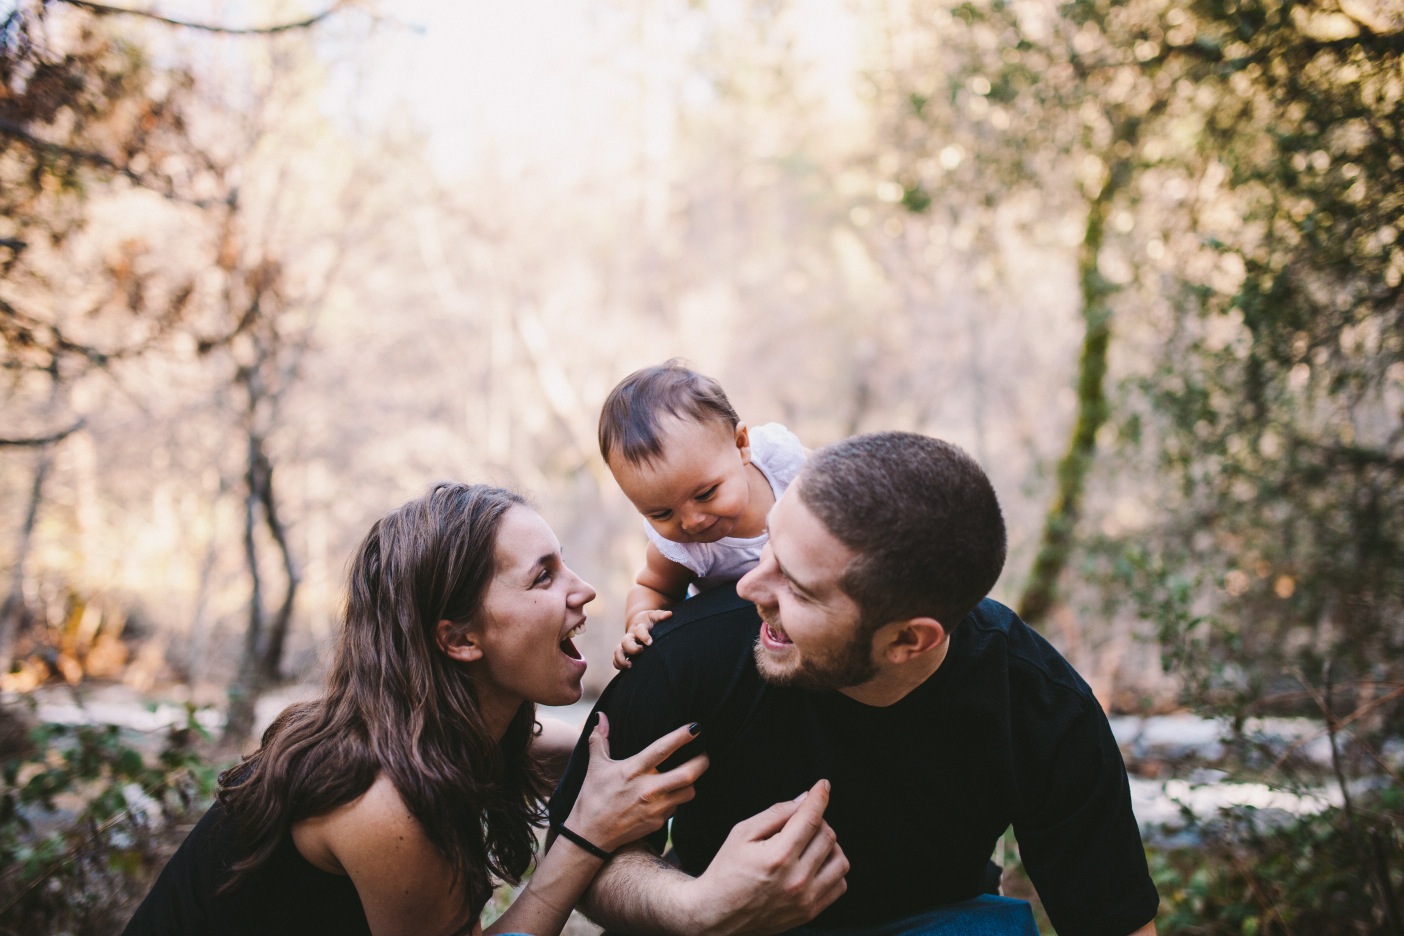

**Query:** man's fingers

left=731, top=796, right=804, bottom=842
left=812, top=866, right=849, bottom=916
left=771, top=779, right=832, bottom=853
left=793, top=814, right=841, bottom=876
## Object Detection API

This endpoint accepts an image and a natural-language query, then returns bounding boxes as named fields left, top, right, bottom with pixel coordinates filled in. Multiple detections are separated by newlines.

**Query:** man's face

left=736, top=482, right=878, bottom=691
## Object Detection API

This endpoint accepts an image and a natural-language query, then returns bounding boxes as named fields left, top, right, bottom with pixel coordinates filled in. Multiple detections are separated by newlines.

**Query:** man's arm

left=578, top=780, right=849, bottom=936
left=1013, top=699, right=1161, bottom=936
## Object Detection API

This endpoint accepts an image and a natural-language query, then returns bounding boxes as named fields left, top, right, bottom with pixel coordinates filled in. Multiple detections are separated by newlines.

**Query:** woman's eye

left=534, top=569, right=552, bottom=586
left=696, top=486, right=718, bottom=502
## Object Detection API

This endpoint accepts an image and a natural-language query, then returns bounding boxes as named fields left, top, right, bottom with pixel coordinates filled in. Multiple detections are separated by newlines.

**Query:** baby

left=599, top=360, right=806, bottom=668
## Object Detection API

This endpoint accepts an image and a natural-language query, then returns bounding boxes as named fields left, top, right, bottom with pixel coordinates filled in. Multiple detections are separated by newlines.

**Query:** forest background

left=1, top=0, right=1401, bottom=933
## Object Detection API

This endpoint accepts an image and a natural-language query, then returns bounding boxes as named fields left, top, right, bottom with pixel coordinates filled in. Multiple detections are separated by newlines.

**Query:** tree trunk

left=222, top=433, right=267, bottom=746
left=0, top=449, right=52, bottom=670
left=1017, top=128, right=1140, bottom=627
left=254, top=444, right=300, bottom=683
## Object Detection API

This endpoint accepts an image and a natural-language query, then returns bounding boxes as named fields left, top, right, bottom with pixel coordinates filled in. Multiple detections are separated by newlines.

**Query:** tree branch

left=0, top=420, right=85, bottom=448
left=55, top=0, right=348, bottom=35
left=0, top=118, right=217, bottom=208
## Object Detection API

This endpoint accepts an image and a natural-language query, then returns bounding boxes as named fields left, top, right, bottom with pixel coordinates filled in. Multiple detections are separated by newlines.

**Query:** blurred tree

left=0, top=0, right=207, bottom=670
left=873, top=0, right=1403, bottom=927
left=0, top=2, right=359, bottom=748
left=1118, top=0, right=1403, bottom=781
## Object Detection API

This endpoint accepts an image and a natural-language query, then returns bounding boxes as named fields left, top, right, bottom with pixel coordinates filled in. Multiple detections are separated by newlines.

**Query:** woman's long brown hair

left=216, top=483, right=550, bottom=921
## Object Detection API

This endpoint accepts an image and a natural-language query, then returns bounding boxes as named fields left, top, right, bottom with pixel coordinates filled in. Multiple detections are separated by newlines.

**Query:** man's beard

left=751, top=615, right=878, bottom=691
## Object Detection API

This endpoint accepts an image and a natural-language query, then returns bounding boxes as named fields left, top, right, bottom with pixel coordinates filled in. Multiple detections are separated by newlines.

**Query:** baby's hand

left=613, top=609, right=673, bottom=670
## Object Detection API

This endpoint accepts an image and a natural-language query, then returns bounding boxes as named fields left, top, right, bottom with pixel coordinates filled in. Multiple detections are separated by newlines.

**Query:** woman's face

left=469, top=506, right=597, bottom=718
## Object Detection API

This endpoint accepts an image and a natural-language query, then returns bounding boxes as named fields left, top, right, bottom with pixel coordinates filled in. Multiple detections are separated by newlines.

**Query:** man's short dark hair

left=797, top=431, right=1007, bottom=630
left=598, top=359, right=740, bottom=468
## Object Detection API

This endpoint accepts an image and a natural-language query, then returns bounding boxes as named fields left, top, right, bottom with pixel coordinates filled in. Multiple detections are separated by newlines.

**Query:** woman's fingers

left=626, top=719, right=701, bottom=771
left=585, top=712, right=612, bottom=762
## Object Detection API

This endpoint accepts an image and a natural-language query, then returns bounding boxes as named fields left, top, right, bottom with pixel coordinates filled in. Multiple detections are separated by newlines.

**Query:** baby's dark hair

left=599, top=359, right=739, bottom=468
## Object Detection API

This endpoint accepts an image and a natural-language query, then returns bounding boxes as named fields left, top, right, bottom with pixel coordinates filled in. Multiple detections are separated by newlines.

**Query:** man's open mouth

left=762, top=619, right=793, bottom=646
left=561, top=622, right=585, bottom=659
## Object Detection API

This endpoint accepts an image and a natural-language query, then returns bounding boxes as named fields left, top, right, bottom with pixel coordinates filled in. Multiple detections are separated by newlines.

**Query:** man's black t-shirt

left=550, top=586, right=1159, bottom=936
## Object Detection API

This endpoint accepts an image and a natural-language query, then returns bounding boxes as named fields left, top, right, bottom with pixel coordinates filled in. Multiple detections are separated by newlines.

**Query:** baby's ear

left=735, top=421, right=752, bottom=463
left=436, top=619, right=484, bottom=663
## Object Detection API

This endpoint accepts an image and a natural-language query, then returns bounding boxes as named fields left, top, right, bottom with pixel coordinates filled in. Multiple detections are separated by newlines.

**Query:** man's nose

left=737, top=548, right=770, bottom=601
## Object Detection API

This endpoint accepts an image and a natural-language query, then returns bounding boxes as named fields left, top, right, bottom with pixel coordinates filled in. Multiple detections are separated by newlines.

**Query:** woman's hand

left=561, top=713, right=708, bottom=854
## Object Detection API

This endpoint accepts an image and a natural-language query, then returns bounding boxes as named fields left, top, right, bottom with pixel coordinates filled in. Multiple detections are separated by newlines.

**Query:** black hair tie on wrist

left=553, top=824, right=612, bottom=860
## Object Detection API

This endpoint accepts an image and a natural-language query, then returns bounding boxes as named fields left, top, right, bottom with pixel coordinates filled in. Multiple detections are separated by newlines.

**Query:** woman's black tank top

left=122, top=800, right=373, bottom=936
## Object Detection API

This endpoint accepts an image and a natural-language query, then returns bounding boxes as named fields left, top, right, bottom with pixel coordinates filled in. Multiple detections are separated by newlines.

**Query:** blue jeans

left=788, top=895, right=1040, bottom=936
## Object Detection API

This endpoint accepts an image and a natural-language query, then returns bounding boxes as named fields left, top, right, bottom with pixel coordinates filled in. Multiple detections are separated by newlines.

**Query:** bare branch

left=0, top=118, right=218, bottom=208
left=0, top=420, right=85, bottom=448
left=55, top=0, right=349, bottom=35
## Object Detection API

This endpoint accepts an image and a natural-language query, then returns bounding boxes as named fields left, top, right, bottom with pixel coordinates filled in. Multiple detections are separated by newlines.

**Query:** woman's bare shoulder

left=294, top=774, right=424, bottom=866
left=295, top=773, right=468, bottom=935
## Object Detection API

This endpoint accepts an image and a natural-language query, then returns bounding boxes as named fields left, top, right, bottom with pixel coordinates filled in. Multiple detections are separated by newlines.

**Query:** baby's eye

left=695, top=485, right=719, bottom=502
left=649, top=510, right=672, bottom=522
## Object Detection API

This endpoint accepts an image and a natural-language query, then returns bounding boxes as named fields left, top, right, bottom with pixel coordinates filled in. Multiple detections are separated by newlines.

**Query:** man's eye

left=696, top=486, right=718, bottom=502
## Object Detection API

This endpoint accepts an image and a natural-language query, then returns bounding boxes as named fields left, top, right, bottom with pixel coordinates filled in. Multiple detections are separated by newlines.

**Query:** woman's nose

left=570, top=571, right=597, bottom=606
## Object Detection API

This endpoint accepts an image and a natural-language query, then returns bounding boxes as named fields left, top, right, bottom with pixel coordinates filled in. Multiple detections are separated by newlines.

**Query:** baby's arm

left=614, top=543, right=694, bottom=670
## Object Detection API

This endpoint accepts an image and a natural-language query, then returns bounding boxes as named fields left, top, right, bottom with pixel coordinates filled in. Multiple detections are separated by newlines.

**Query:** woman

left=125, top=483, right=708, bottom=936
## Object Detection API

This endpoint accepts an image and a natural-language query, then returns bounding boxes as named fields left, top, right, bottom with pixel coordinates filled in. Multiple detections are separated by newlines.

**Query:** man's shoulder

left=958, top=598, right=1095, bottom=700
left=608, top=584, right=761, bottom=703
left=651, top=584, right=760, bottom=644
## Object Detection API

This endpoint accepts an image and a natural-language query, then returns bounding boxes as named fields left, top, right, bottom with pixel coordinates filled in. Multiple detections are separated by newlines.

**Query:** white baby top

left=642, top=422, right=806, bottom=591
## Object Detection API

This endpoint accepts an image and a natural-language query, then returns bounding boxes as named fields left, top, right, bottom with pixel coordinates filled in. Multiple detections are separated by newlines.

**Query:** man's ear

left=436, top=619, right=484, bottom=663
left=879, top=617, right=947, bottom=665
left=734, top=421, right=752, bottom=465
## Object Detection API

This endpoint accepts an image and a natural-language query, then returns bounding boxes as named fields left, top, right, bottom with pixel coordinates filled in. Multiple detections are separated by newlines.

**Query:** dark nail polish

left=689, top=722, right=700, bottom=735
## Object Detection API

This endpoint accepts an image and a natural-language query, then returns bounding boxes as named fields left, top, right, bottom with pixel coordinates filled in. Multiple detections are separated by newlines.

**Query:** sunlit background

left=2, top=0, right=1402, bottom=928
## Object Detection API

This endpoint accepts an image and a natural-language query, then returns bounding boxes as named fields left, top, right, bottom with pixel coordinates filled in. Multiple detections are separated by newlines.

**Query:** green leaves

left=0, top=705, right=222, bottom=931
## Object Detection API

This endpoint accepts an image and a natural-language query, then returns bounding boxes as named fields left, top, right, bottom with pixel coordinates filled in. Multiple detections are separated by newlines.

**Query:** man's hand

left=678, top=779, right=849, bottom=935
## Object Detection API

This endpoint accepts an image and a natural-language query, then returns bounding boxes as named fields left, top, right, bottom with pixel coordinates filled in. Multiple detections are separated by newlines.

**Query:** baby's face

left=609, top=416, right=754, bottom=545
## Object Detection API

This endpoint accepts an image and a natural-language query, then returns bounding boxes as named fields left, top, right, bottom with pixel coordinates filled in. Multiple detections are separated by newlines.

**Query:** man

left=550, top=432, right=1159, bottom=935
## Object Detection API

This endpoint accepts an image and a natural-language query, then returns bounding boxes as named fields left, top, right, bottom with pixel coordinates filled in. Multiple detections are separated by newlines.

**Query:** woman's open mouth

left=560, top=621, right=586, bottom=660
